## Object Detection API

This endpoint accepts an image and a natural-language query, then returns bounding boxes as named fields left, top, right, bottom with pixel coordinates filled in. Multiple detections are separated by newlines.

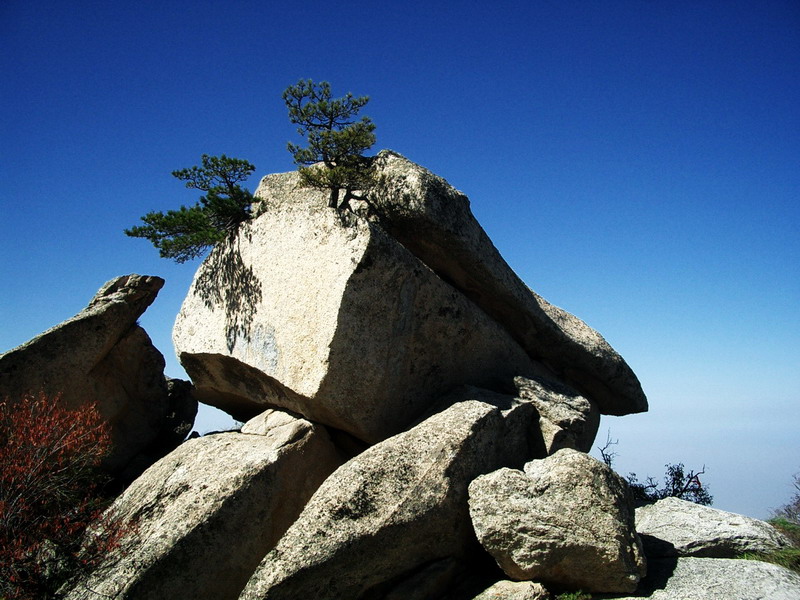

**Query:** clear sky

left=2, top=1, right=798, bottom=520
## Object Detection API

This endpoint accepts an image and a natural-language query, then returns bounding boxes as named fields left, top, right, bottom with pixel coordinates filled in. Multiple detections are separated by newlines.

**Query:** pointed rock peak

left=87, top=273, right=164, bottom=317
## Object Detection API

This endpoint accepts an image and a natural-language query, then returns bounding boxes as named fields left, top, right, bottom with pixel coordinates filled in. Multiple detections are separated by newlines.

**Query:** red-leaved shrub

left=0, top=391, right=125, bottom=599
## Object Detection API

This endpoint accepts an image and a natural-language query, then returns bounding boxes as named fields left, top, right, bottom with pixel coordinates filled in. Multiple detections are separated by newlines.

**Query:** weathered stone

left=472, top=580, right=550, bottom=600
left=362, top=150, right=647, bottom=417
left=174, top=187, right=545, bottom=443
left=513, top=375, right=599, bottom=453
left=469, top=449, right=645, bottom=593
left=0, top=274, right=187, bottom=472
left=425, top=385, right=543, bottom=469
left=607, top=557, right=800, bottom=600
left=635, top=496, right=792, bottom=558
left=430, top=374, right=597, bottom=469
left=240, top=400, right=508, bottom=600
left=65, top=411, right=341, bottom=600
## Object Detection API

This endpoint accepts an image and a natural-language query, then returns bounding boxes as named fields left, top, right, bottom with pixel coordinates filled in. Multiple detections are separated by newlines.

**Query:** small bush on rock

left=597, top=432, right=712, bottom=506
left=0, top=392, right=125, bottom=599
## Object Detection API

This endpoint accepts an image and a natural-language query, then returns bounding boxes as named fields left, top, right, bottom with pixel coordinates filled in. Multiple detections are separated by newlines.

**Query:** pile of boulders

left=3, top=152, right=798, bottom=599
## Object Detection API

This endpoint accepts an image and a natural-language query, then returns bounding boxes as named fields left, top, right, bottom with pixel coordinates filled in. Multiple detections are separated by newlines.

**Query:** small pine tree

left=283, top=79, right=377, bottom=211
left=125, top=154, right=255, bottom=262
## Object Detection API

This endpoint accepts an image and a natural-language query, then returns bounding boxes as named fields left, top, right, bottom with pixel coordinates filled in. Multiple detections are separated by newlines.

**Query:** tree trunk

left=328, top=187, right=340, bottom=209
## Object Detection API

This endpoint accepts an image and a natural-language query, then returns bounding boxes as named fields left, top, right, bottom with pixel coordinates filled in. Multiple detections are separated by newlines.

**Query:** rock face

left=513, top=375, right=599, bottom=454
left=468, top=448, right=645, bottom=593
left=174, top=181, right=546, bottom=443
left=174, top=152, right=646, bottom=445
left=65, top=410, right=341, bottom=600
left=240, top=400, right=508, bottom=600
left=365, top=150, right=647, bottom=416
left=636, top=496, right=792, bottom=558
left=0, top=274, right=192, bottom=472
left=609, top=557, right=800, bottom=600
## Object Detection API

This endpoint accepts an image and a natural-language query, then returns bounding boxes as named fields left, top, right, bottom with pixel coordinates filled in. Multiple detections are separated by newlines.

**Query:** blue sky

left=2, top=1, right=798, bottom=519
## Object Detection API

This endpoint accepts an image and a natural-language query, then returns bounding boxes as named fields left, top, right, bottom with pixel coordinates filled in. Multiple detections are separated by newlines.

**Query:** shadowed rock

left=365, top=150, right=647, bottom=416
left=0, top=274, right=192, bottom=472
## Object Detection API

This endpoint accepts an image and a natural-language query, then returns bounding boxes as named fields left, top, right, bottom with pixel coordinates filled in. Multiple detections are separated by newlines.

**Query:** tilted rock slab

left=635, top=496, right=792, bottom=558
left=0, top=274, right=190, bottom=472
left=240, top=400, right=510, bottom=600
left=468, top=448, right=645, bottom=593
left=363, top=150, right=647, bottom=416
left=608, top=557, right=800, bottom=600
left=174, top=186, right=544, bottom=443
left=65, top=410, right=341, bottom=600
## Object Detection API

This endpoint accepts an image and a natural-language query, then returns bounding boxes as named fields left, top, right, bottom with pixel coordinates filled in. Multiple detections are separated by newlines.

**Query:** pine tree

left=283, top=79, right=377, bottom=211
left=125, top=154, right=255, bottom=262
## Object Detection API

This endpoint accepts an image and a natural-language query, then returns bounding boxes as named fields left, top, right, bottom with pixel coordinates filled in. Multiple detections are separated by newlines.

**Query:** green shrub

left=770, top=517, right=800, bottom=547
left=738, top=548, right=800, bottom=574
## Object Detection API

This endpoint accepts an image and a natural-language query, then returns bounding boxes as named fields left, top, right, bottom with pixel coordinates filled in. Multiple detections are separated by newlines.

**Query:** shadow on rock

left=194, top=235, right=262, bottom=352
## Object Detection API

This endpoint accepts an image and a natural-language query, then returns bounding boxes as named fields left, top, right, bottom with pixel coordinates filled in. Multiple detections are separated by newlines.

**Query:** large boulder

left=65, top=409, right=341, bottom=600
left=363, top=150, right=647, bottom=416
left=607, top=557, right=800, bottom=600
left=174, top=184, right=546, bottom=443
left=239, top=400, right=510, bottom=600
left=0, top=274, right=191, bottom=472
left=468, top=448, right=645, bottom=593
left=635, top=496, right=792, bottom=558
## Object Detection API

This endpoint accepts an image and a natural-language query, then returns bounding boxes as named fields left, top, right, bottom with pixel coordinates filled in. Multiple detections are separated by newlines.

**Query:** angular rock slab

left=0, top=274, right=187, bottom=471
left=434, top=375, right=599, bottom=470
left=363, top=150, right=648, bottom=417
left=174, top=188, right=543, bottom=443
left=635, top=496, right=792, bottom=558
left=65, top=411, right=341, bottom=600
left=469, top=448, right=645, bottom=593
left=607, top=557, right=800, bottom=600
left=513, top=375, right=599, bottom=453
left=240, top=400, right=508, bottom=600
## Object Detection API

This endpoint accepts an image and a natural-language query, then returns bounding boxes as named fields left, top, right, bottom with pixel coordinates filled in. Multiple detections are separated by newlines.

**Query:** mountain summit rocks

left=173, top=151, right=647, bottom=444
left=27, top=154, right=793, bottom=599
